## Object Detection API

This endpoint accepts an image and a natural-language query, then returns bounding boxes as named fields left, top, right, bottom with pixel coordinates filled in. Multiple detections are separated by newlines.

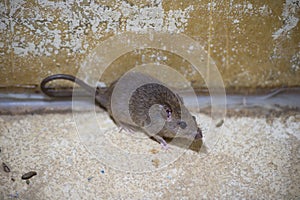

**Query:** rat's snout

left=194, top=127, right=203, bottom=140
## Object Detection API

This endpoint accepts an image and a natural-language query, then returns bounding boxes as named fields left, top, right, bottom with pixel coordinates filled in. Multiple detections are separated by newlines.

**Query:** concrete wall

left=0, top=0, right=299, bottom=90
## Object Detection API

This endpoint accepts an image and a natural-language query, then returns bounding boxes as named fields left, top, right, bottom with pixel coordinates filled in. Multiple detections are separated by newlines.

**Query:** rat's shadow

left=156, top=137, right=204, bottom=152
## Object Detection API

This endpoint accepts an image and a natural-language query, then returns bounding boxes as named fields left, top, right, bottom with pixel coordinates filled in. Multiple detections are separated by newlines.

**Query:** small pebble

left=216, top=119, right=224, bottom=127
left=100, top=169, right=105, bottom=174
left=21, top=171, right=37, bottom=180
left=151, top=158, right=160, bottom=168
left=2, top=162, right=10, bottom=173
left=11, top=177, right=15, bottom=182
left=9, top=192, right=19, bottom=198
left=150, top=148, right=159, bottom=154
left=26, top=180, right=30, bottom=185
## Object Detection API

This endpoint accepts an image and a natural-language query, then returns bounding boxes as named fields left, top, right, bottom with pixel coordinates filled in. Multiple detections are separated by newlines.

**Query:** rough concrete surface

left=0, top=109, right=299, bottom=199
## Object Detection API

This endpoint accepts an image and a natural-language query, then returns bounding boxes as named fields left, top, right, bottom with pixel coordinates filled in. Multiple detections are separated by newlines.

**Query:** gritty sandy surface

left=0, top=109, right=299, bottom=199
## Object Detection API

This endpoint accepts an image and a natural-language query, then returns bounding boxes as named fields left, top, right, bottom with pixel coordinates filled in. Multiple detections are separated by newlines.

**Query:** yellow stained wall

left=0, top=0, right=299, bottom=90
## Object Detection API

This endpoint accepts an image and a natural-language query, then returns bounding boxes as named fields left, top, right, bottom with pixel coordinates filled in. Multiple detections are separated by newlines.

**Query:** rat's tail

left=40, top=74, right=108, bottom=109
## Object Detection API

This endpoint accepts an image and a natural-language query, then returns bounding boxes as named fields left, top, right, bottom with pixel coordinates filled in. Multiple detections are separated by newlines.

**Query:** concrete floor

left=0, top=108, right=299, bottom=199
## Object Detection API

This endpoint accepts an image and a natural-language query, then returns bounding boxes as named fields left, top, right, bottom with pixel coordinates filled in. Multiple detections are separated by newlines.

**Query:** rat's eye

left=162, top=105, right=172, bottom=121
left=166, top=108, right=172, bottom=120
left=177, top=121, right=187, bottom=129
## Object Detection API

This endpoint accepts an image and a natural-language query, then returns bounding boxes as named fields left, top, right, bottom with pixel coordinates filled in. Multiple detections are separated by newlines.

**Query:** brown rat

left=41, top=72, right=202, bottom=147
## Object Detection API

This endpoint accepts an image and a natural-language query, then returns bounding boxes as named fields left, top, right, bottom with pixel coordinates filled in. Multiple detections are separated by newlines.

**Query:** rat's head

left=129, top=82, right=202, bottom=141
left=157, top=101, right=203, bottom=141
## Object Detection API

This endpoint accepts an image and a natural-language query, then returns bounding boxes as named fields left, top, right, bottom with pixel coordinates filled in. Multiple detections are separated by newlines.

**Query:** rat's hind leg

left=117, top=121, right=139, bottom=134
left=118, top=126, right=135, bottom=134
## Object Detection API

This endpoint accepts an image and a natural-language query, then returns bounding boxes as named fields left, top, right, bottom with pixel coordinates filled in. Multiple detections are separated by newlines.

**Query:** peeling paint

left=1, top=1, right=299, bottom=88
left=2, top=0, right=194, bottom=57
left=270, top=0, right=299, bottom=73
left=258, top=4, right=272, bottom=16
left=228, top=1, right=256, bottom=15
left=272, top=0, right=299, bottom=40
left=165, top=5, right=194, bottom=33
left=290, top=51, right=300, bottom=72
left=233, top=19, right=240, bottom=24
